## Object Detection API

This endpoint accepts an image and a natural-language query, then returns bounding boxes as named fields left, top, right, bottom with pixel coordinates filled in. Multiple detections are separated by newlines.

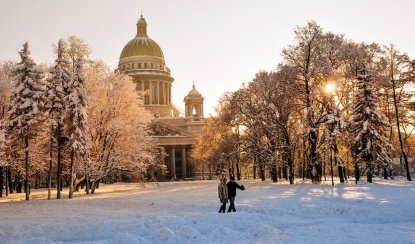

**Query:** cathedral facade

left=119, top=15, right=205, bottom=180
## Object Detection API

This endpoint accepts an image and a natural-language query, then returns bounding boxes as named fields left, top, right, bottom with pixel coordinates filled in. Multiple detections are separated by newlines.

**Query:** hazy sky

left=1, top=0, right=415, bottom=115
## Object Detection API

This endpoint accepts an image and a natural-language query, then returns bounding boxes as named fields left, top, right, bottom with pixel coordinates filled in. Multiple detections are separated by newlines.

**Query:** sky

left=0, top=179, right=414, bottom=243
left=1, top=0, right=415, bottom=115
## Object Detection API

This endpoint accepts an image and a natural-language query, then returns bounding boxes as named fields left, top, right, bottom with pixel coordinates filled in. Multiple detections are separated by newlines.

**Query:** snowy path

left=0, top=179, right=414, bottom=243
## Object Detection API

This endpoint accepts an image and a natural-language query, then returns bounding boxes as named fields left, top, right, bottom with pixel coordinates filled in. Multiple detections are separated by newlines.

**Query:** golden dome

left=119, top=15, right=164, bottom=59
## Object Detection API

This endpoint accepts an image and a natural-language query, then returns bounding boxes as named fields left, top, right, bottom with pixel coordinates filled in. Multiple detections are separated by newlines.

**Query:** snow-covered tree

left=0, top=62, right=16, bottom=120
left=5, top=42, right=45, bottom=200
left=281, top=21, right=333, bottom=183
left=0, top=62, right=15, bottom=197
left=45, top=40, right=72, bottom=199
left=190, top=117, right=223, bottom=180
left=214, top=66, right=301, bottom=183
left=322, top=92, right=346, bottom=183
left=66, top=36, right=91, bottom=71
left=64, top=58, right=89, bottom=199
left=85, top=61, right=160, bottom=193
left=349, top=68, right=393, bottom=183
left=379, top=44, right=412, bottom=181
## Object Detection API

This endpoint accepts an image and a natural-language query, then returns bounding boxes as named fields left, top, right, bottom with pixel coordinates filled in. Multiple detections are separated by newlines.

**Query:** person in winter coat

left=226, top=176, right=245, bottom=212
left=218, top=177, right=228, bottom=213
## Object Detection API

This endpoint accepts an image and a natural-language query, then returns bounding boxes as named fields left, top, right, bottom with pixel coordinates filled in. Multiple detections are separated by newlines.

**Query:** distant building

left=119, top=15, right=205, bottom=180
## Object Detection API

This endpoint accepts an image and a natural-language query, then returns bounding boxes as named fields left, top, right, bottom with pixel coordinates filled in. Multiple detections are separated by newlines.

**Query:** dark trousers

left=227, top=196, right=236, bottom=212
left=219, top=202, right=227, bottom=213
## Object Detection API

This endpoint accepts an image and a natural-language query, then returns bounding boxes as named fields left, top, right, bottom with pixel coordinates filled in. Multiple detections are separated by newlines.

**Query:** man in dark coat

left=226, top=176, right=245, bottom=212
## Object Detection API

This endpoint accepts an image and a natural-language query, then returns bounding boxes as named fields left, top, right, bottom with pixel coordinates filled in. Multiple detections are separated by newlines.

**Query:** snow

left=0, top=179, right=414, bottom=243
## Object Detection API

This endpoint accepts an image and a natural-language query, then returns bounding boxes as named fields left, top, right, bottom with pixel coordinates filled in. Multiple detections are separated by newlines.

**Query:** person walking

left=227, top=176, right=245, bottom=212
left=218, top=177, right=228, bottom=213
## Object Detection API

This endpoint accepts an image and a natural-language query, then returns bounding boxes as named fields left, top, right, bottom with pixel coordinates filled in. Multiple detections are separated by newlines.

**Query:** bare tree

left=380, top=44, right=412, bottom=181
left=282, top=21, right=332, bottom=183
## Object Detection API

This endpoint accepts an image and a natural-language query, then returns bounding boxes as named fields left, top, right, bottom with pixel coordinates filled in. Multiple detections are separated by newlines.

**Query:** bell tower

left=184, top=82, right=204, bottom=119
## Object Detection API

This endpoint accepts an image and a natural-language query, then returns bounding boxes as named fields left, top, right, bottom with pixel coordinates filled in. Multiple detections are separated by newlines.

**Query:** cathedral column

left=156, top=81, right=160, bottom=104
left=163, top=82, right=169, bottom=104
left=149, top=81, right=153, bottom=105
left=169, top=84, right=172, bottom=104
left=152, top=81, right=156, bottom=104
left=159, top=81, right=163, bottom=104
left=170, top=147, right=176, bottom=179
left=182, top=147, right=187, bottom=178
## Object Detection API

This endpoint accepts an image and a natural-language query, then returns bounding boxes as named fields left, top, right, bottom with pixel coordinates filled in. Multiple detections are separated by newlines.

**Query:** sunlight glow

left=325, top=83, right=336, bottom=94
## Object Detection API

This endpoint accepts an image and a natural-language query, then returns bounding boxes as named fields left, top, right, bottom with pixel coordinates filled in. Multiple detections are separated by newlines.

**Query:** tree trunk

left=0, top=166, right=3, bottom=198
left=253, top=156, right=257, bottom=180
left=302, top=140, right=307, bottom=180
left=364, top=153, right=373, bottom=183
left=15, top=174, right=22, bottom=193
left=271, top=163, right=277, bottom=183
left=259, top=160, right=265, bottom=181
left=343, top=167, right=350, bottom=181
left=48, top=136, right=53, bottom=200
left=85, top=176, right=90, bottom=194
left=366, top=169, right=373, bottom=183
left=383, top=167, right=388, bottom=179
left=201, top=163, right=205, bottom=180
left=288, top=158, right=294, bottom=185
left=402, top=152, right=411, bottom=181
left=338, top=166, right=345, bottom=183
left=228, top=157, right=234, bottom=179
left=323, top=151, right=327, bottom=181
left=329, top=148, right=334, bottom=186
left=332, top=143, right=344, bottom=183
left=74, top=175, right=85, bottom=192
left=277, top=167, right=282, bottom=179
left=91, top=181, right=96, bottom=194
left=354, top=162, right=359, bottom=185
left=236, top=160, right=241, bottom=181
left=208, top=163, right=212, bottom=180
left=34, top=173, right=38, bottom=189
left=90, top=180, right=100, bottom=194
left=69, top=149, right=75, bottom=199
left=57, top=125, right=62, bottom=199
left=283, top=165, right=288, bottom=180
left=7, top=167, right=13, bottom=194
left=5, top=167, right=9, bottom=196
left=390, top=169, right=395, bottom=180
left=24, top=136, right=30, bottom=201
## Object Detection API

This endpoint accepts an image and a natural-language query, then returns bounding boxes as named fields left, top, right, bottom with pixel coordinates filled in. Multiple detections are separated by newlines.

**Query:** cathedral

left=118, top=15, right=205, bottom=180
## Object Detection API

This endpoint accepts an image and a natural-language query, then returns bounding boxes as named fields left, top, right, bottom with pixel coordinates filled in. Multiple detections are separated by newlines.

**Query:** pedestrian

left=218, top=177, right=228, bottom=213
left=226, top=176, right=245, bottom=212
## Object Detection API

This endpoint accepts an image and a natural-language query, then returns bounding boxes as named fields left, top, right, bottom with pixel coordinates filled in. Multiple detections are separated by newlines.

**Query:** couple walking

left=218, top=176, right=245, bottom=213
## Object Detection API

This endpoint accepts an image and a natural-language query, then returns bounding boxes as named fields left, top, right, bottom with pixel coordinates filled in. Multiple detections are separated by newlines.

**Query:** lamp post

left=329, top=143, right=334, bottom=186
left=325, top=83, right=336, bottom=187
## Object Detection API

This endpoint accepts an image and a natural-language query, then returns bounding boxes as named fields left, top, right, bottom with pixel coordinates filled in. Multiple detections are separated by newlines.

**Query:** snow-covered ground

left=0, top=178, right=414, bottom=244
